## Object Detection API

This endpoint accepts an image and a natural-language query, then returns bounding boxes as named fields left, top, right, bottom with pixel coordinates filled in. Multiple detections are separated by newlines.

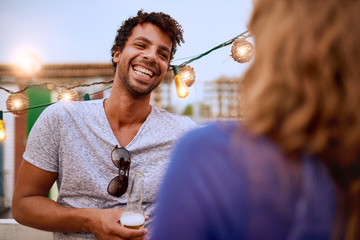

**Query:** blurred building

left=203, top=75, right=242, bottom=119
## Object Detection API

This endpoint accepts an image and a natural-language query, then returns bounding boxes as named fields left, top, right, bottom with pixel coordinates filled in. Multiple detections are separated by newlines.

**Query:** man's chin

left=123, top=76, right=160, bottom=97
left=128, top=86, right=154, bottom=98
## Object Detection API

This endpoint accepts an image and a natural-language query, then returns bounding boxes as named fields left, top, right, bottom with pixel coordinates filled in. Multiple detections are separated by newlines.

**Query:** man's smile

left=133, top=65, right=154, bottom=79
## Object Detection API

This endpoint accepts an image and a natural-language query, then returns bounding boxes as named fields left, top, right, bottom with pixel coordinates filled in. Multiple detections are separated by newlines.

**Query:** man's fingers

left=114, top=226, right=148, bottom=239
left=141, top=235, right=149, bottom=240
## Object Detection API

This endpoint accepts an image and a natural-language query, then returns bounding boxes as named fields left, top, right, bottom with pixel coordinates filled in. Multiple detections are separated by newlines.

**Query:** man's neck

left=103, top=88, right=152, bottom=147
left=104, top=93, right=151, bottom=127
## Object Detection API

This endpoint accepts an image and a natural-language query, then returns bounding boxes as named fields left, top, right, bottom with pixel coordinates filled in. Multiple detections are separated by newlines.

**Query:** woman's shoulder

left=176, top=120, right=288, bottom=174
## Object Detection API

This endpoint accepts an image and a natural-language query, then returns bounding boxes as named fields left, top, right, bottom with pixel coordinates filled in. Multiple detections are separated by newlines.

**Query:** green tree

left=182, top=104, right=193, bottom=116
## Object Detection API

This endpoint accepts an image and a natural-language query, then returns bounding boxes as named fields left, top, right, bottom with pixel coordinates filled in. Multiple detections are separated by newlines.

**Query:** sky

left=0, top=0, right=253, bottom=109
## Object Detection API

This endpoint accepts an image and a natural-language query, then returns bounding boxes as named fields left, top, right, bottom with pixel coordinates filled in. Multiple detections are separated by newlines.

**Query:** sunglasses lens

left=108, top=146, right=131, bottom=197
left=107, top=175, right=128, bottom=197
left=111, top=148, right=130, bottom=168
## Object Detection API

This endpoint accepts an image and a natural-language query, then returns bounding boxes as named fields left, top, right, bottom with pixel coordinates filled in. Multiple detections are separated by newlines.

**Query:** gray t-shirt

left=23, top=99, right=197, bottom=239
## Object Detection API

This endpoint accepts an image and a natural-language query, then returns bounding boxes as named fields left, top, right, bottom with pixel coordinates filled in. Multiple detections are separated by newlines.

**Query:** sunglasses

left=107, top=145, right=131, bottom=197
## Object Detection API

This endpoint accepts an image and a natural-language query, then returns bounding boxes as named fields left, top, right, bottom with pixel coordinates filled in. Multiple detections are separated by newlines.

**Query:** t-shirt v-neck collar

left=100, top=99, right=154, bottom=149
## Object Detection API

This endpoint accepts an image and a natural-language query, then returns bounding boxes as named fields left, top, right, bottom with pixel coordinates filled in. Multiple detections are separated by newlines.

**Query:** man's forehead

left=127, top=23, right=172, bottom=49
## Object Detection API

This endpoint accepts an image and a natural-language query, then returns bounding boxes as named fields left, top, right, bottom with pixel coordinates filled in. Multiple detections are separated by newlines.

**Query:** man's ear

left=113, top=47, right=121, bottom=63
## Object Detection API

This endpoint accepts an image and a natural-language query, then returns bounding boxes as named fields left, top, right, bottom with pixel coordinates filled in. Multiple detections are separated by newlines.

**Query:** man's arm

left=12, top=160, right=148, bottom=239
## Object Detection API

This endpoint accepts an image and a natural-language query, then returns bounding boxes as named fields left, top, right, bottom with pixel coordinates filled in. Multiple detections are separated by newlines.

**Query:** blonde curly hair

left=242, top=0, right=360, bottom=238
left=243, top=0, right=360, bottom=164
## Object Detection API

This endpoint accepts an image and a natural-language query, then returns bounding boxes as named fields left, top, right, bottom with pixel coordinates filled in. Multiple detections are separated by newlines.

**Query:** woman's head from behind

left=242, top=0, right=360, bottom=165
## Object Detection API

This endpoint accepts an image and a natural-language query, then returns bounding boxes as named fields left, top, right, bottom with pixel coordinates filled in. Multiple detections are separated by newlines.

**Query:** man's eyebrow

left=133, top=36, right=171, bottom=54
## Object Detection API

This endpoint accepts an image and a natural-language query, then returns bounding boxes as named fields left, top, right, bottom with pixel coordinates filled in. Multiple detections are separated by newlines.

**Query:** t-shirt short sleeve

left=23, top=103, right=60, bottom=172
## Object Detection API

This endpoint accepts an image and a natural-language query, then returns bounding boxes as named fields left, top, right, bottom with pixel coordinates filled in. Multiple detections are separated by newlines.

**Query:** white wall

left=0, top=219, right=52, bottom=240
left=0, top=83, right=17, bottom=211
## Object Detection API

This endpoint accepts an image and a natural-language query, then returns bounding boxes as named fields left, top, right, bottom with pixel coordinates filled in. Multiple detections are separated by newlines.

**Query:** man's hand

left=12, top=160, right=149, bottom=239
left=90, top=208, right=148, bottom=240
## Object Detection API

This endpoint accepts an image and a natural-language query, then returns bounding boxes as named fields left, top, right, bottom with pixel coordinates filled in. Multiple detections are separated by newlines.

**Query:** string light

left=1, top=30, right=250, bottom=106
left=57, top=88, right=78, bottom=101
left=180, top=65, right=196, bottom=87
left=46, top=83, right=55, bottom=90
left=172, top=65, right=189, bottom=98
left=0, top=30, right=253, bottom=142
left=0, top=111, right=6, bottom=142
left=6, top=93, right=29, bottom=115
left=231, top=38, right=254, bottom=63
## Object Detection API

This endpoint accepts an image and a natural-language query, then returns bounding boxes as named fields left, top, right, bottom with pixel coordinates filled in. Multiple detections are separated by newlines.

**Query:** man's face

left=113, top=22, right=172, bottom=97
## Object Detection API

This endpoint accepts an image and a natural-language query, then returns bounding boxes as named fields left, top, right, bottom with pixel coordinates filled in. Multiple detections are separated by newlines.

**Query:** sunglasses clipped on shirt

left=107, top=145, right=131, bottom=197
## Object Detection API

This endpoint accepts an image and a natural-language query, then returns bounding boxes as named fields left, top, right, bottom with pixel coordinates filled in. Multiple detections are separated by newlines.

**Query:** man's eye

left=135, top=43, right=145, bottom=48
left=159, top=52, right=169, bottom=60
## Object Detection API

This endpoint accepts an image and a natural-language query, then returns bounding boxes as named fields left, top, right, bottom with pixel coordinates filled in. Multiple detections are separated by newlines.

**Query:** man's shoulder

left=150, top=106, right=197, bottom=130
left=44, top=99, right=103, bottom=117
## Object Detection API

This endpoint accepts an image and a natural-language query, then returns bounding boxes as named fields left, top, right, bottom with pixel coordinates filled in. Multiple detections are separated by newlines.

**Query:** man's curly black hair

left=110, top=10, right=185, bottom=69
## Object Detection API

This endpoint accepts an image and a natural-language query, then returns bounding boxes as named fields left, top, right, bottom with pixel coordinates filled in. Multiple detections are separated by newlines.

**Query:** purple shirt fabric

left=152, top=121, right=336, bottom=240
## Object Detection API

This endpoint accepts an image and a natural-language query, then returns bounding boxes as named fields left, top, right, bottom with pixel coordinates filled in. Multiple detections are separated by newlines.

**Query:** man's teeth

left=133, top=66, right=153, bottom=78
left=135, top=71, right=150, bottom=78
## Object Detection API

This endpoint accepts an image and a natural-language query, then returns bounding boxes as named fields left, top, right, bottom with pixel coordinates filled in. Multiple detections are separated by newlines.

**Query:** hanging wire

left=0, top=79, right=113, bottom=95
left=0, top=30, right=248, bottom=113
left=178, top=30, right=248, bottom=67
left=2, top=85, right=113, bottom=113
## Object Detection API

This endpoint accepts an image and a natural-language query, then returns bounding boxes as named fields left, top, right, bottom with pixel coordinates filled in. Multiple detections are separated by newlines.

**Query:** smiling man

left=113, top=23, right=170, bottom=98
left=12, top=10, right=196, bottom=240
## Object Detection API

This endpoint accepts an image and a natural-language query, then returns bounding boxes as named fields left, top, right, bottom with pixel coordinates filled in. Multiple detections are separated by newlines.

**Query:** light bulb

left=173, top=66, right=189, bottom=98
left=63, top=94, right=72, bottom=100
left=175, top=75, right=189, bottom=98
left=0, top=120, right=6, bottom=142
left=236, top=46, right=249, bottom=56
left=180, top=65, right=196, bottom=87
left=6, top=93, right=29, bottom=115
left=0, top=111, right=6, bottom=142
left=231, top=38, right=254, bottom=63
left=13, top=99, right=23, bottom=108
left=57, top=88, right=78, bottom=101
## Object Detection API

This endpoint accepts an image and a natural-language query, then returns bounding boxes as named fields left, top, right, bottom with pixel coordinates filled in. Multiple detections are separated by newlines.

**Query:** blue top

left=152, top=122, right=336, bottom=240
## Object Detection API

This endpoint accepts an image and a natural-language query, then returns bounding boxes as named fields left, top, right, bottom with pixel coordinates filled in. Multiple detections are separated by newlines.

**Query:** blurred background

left=0, top=0, right=253, bottom=218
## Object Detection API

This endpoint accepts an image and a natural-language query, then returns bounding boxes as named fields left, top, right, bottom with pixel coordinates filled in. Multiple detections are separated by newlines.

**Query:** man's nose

left=142, top=48, right=157, bottom=62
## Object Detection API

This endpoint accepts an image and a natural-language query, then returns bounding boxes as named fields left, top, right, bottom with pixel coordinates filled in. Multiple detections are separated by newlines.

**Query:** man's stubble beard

left=119, top=70, right=161, bottom=97
left=117, top=63, right=163, bottom=98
